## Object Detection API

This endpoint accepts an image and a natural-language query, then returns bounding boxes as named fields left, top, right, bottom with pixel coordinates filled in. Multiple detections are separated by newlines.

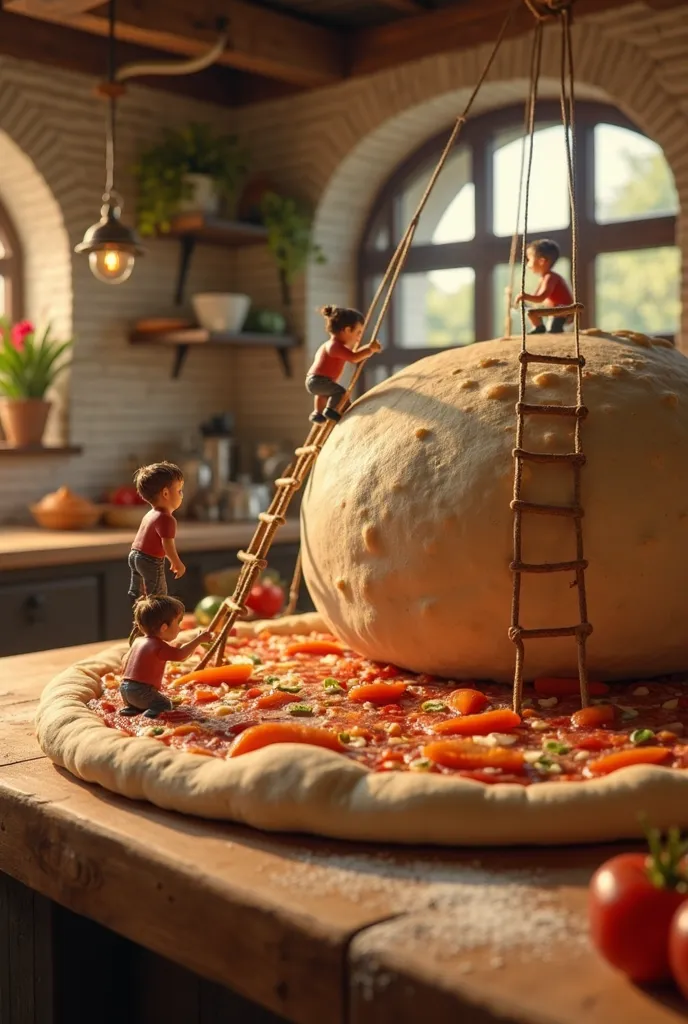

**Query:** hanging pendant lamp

left=75, top=0, right=143, bottom=285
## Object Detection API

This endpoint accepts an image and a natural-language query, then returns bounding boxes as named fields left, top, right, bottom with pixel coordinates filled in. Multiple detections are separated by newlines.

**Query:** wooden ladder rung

left=510, top=558, right=588, bottom=574
left=517, top=402, right=588, bottom=419
left=511, top=499, right=583, bottom=518
left=529, top=303, right=584, bottom=317
left=258, top=512, right=286, bottom=525
left=275, top=476, right=301, bottom=490
left=509, top=623, right=593, bottom=641
left=237, top=550, right=268, bottom=569
left=519, top=352, right=585, bottom=368
left=513, top=447, right=586, bottom=466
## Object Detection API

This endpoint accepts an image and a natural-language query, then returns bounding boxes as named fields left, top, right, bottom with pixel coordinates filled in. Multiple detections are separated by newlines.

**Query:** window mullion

left=473, top=135, right=492, bottom=341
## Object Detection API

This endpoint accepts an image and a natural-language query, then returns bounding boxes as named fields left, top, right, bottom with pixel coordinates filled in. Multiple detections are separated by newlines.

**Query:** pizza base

left=35, top=613, right=688, bottom=846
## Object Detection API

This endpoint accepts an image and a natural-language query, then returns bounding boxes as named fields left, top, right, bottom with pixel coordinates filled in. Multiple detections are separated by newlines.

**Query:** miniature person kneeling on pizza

left=128, top=461, right=186, bottom=601
left=120, top=595, right=211, bottom=718
left=305, top=305, right=381, bottom=424
left=514, top=238, right=574, bottom=334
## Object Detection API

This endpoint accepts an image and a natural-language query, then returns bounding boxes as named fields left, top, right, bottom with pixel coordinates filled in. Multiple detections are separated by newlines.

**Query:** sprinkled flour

left=270, top=848, right=589, bottom=980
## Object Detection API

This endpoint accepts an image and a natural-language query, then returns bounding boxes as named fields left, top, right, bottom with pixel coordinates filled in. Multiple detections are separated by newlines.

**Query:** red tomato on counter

left=670, top=902, right=688, bottom=998
left=246, top=578, right=285, bottom=619
left=111, top=485, right=145, bottom=505
left=589, top=829, right=688, bottom=983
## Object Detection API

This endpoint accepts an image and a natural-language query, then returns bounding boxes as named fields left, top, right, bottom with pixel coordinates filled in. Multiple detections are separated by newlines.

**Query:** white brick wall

left=0, top=2, right=685, bottom=522
left=0, top=56, right=244, bottom=522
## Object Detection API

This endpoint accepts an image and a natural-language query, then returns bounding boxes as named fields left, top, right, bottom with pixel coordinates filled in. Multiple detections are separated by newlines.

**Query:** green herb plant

left=259, top=192, right=326, bottom=306
left=134, top=122, right=249, bottom=236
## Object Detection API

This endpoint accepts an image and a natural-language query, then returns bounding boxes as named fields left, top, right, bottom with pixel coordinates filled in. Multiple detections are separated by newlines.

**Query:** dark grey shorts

left=120, top=679, right=173, bottom=714
left=305, top=374, right=346, bottom=401
left=128, top=549, right=167, bottom=598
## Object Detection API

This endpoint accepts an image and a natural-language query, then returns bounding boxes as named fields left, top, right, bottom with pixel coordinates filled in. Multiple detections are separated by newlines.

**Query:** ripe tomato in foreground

left=669, top=901, right=688, bottom=998
left=588, top=828, right=688, bottom=983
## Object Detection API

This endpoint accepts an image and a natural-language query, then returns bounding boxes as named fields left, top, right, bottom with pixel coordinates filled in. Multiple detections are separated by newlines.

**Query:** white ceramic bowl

left=192, top=293, right=251, bottom=334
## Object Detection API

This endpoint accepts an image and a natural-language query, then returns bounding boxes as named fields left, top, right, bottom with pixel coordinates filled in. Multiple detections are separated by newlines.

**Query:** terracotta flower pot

left=0, top=398, right=51, bottom=447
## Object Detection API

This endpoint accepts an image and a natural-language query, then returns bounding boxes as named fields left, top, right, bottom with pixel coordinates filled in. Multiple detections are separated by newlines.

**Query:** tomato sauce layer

left=90, top=632, right=688, bottom=785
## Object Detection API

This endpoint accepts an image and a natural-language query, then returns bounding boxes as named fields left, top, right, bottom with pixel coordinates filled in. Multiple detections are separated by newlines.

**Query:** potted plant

left=134, top=123, right=249, bottom=236
left=259, top=192, right=326, bottom=306
left=0, top=319, right=73, bottom=447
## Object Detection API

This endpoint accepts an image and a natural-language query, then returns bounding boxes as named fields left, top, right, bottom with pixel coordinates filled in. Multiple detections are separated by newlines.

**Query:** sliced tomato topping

left=571, top=704, right=617, bottom=730
left=348, top=682, right=408, bottom=704
left=228, top=722, right=343, bottom=757
left=434, top=709, right=521, bottom=736
left=285, top=641, right=346, bottom=656
left=587, top=747, right=672, bottom=775
left=424, top=739, right=525, bottom=773
left=448, top=688, right=489, bottom=715
left=172, top=663, right=254, bottom=688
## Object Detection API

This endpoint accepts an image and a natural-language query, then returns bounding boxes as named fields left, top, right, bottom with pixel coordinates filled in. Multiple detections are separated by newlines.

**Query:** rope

left=503, top=11, right=542, bottom=339
left=508, top=0, right=592, bottom=713
left=197, top=0, right=522, bottom=668
left=285, top=548, right=302, bottom=616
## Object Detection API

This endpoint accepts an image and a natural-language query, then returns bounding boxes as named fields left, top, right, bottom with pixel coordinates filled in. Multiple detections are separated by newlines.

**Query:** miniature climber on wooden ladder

left=199, top=0, right=594, bottom=720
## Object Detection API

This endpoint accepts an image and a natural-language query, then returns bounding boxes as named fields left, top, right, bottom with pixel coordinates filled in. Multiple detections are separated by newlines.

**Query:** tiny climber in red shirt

left=305, top=305, right=381, bottom=424
left=515, top=238, right=574, bottom=334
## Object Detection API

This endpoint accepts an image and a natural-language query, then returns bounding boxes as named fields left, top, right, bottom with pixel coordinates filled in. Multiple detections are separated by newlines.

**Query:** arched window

left=0, top=197, right=23, bottom=322
left=359, top=102, right=679, bottom=388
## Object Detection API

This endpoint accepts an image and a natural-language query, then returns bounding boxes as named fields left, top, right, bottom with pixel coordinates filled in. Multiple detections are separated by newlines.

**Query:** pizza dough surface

left=301, top=332, right=688, bottom=681
left=35, top=614, right=688, bottom=846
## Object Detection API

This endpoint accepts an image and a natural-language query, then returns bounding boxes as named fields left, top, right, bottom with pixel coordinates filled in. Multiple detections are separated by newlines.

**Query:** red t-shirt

left=122, top=636, right=181, bottom=690
left=308, top=338, right=357, bottom=381
left=536, top=271, right=573, bottom=308
left=132, top=509, right=176, bottom=559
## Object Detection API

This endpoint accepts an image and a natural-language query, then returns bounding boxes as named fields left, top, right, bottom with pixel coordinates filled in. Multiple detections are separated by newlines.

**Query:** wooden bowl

left=30, top=504, right=103, bottom=530
left=102, top=504, right=148, bottom=529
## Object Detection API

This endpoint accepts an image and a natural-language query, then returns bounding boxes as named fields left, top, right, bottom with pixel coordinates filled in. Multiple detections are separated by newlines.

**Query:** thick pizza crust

left=36, top=614, right=688, bottom=846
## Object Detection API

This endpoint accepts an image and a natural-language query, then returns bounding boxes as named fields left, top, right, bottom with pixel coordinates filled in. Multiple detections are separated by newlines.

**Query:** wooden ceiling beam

left=2, top=0, right=344, bottom=88
left=0, top=8, right=302, bottom=106
left=351, top=0, right=688, bottom=77
left=4, top=0, right=101, bottom=14
left=374, top=0, right=428, bottom=12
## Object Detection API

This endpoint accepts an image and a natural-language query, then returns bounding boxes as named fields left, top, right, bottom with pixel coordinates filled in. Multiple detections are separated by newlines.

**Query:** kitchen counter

left=0, top=519, right=300, bottom=571
left=0, top=642, right=686, bottom=1024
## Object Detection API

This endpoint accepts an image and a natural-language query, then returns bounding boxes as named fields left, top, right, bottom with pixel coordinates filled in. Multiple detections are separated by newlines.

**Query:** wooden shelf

left=0, top=444, right=82, bottom=456
left=130, top=328, right=298, bottom=380
left=163, top=214, right=269, bottom=248
left=159, top=215, right=270, bottom=304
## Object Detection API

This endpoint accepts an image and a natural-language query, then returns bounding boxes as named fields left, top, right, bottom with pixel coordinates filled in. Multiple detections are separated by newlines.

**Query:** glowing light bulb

left=88, top=245, right=135, bottom=285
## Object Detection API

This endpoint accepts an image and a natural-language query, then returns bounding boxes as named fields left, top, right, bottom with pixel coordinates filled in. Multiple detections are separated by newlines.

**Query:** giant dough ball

left=301, top=333, right=688, bottom=682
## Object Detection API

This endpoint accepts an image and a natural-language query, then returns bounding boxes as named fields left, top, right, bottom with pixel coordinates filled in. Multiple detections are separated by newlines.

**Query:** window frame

left=358, top=101, right=677, bottom=376
left=0, top=196, right=24, bottom=322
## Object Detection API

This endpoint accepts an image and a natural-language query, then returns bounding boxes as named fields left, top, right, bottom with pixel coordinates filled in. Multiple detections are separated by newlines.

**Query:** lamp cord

left=104, top=0, right=117, bottom=199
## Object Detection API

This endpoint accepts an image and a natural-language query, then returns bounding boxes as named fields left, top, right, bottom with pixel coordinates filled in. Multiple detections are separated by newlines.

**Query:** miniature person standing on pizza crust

left=120, top=595, right=211, bottom=717
left=305, top=305, right=381, bottom=424
left=128, top=461, right=185, bottom=601
left=514, top=238, right=574, bottom=334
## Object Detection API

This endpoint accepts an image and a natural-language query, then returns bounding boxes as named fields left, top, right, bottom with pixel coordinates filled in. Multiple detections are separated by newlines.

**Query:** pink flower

left=10, top=321, right=34, bottom=351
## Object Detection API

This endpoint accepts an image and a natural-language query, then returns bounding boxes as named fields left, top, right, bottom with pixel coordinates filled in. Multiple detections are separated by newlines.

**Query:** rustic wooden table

left=1, top=643, right=687, bottom=1024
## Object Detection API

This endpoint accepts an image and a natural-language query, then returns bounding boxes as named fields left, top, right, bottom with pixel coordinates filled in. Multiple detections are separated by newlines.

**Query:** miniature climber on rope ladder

left=198, top=0, right=594, bottom=718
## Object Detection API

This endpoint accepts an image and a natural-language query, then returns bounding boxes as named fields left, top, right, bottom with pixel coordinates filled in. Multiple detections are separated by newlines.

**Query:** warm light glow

left=88, top=246, right=135, bottom=285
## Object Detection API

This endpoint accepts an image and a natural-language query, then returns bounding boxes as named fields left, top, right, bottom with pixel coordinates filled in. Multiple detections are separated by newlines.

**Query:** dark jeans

left=128, top=549, right=167, bottom=599
left=120, top=679, right=173, bottom=715
left=305, top=374, right=346, bottom=410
